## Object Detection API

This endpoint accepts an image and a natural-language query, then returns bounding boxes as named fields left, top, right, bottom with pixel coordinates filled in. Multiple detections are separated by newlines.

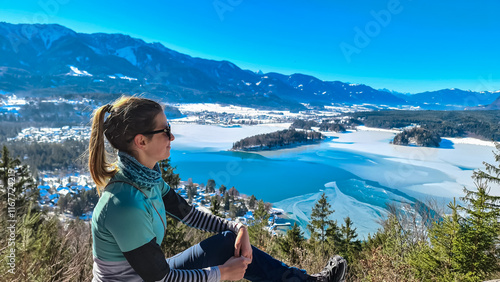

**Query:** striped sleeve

left=181, top=207, right=243, bottom=234
left=163, top=188, right=244, bottom=234
left=159, top=267, right=220, bottom=282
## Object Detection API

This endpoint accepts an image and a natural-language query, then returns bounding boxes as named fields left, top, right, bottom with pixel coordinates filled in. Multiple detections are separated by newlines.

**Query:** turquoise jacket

left=92, top=170, right=169, bottom=261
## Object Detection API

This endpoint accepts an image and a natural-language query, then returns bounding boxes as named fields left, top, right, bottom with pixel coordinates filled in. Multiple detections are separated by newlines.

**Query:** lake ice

left=169, top=122, right=499, bottom=239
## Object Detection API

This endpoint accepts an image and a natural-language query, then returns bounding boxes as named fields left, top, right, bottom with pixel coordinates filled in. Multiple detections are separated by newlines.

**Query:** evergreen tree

left=308, top=192, right=335, bottom=253
left=223, top=191, right=230, bottom=211
left=161, top=216, right=190, bottom=257
left=414, top=199, right=461, bottom=280
left=0, top=145, right=39, bottom=216
left=57, top=193, right=71, bottom=213
left=70, top=199, right=85, bottom=217
left=475, top=143, right=500, bottom=185
left=210, top=195, right=221, bottom=217
left=186, top=182, right=197, bottom=203
left=248, top=200, right=271, bottom=249
left=229, top=200, right=248, bottom=219
left=455, top=179, right=500, bottom=280
left=206, top=179, right=216, bottom=193
left=219, top=184, right=227, bottom=195
left=279, top=222, right=305, bottom=264
left=453, top=145, right=500, bottom=279
left=159, top=158, right=180, bottom=189
left=82, top=188, right=99, bottom=210
left=330, top=216, right=361, bottom=264
left=248, top=194, right=257, bottom=209
left=413, top=145, right=500, bottom=281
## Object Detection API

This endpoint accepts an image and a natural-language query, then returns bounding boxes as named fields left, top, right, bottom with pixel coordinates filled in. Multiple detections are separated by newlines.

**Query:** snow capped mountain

left=67, top=65, right=92, bottom=77
left=0, top=22, right=497, bottom=110
left=403, top=88, right=500, bottom=108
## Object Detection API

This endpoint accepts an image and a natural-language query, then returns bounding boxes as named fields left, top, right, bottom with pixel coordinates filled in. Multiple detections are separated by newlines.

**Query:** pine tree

left=210, top=195, right=221, bottom=217
left=415, top=144, right=500, bottom=281
left=206, top=179, right=216, bottom=193
left=453, top=144, right=500, bottom=279
left=159, top=158, right=180, bottom=189
left=248, top=194, right=257, bottom=209
left=455, top=179, right=500, bottom=280
left=308, top=192, right=335, bottom=253
left=57, top=193, right=71, bottom=213
left=0, top=145, right=39, bottom=216
left=161, top=216, right=190, bottom=257
left=186, top=182, right=197, bottom=203
left=223, top=191, right=230, bottom=211
left=415, top=199, right=461, bottom=280
left=330, top=216, right=361, bottom=264
left=279, top=222, right=305, bottom=264
left=248, top=200, right=271, bottom=249
left=219, top=184, right=227, bottom=195
left=228, top=199, right=248, bottom=219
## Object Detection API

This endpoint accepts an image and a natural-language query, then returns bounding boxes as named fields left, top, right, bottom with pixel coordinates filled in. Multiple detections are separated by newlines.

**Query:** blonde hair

left=88, top=96, right=163, bottom=193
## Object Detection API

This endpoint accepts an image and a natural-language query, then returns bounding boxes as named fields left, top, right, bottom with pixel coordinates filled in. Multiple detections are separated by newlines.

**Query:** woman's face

left=141, top=112, right=175, bottom=167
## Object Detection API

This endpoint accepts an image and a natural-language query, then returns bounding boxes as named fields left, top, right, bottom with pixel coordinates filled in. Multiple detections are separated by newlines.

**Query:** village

left=37, top=172, right=289, bottom=235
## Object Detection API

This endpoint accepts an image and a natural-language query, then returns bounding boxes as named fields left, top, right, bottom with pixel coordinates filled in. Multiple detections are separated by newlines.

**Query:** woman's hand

left=234, top=226, right=252, bottom=261
left=219, top=256, right=252, bottom=281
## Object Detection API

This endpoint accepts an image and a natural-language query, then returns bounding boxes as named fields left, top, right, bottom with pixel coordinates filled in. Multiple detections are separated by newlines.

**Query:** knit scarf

left=117, top=151, right=163, bottom=189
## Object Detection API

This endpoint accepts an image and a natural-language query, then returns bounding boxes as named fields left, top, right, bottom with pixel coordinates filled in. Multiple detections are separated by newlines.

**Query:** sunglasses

left=128, top=122, right=172, bottom=142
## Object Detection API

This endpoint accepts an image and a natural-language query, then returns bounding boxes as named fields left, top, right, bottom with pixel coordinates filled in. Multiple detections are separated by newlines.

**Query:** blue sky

left=1, top=0, right=499, bottom=93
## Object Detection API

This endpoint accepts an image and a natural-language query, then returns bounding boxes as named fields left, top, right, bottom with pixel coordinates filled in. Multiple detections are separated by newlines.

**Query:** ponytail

left=88, top=96, right=164, bottom=194
left=89, top=104, right=118, bottom=194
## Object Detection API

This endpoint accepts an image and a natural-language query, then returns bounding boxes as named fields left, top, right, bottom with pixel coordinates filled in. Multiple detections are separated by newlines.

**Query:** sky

left=1, top=0, right=499, bottom=94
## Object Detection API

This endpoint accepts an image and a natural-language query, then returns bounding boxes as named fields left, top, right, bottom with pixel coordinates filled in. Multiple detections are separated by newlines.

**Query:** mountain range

left=0, top=22, right=499, bottom=111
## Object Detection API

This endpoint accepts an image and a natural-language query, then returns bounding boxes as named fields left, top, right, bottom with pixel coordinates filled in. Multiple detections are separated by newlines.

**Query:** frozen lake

left=169, top=122, right=499, bottom=239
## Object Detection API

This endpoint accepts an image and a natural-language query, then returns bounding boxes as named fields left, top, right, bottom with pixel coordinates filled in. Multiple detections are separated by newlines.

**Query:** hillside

left=1, top=22, right=498, bottom=110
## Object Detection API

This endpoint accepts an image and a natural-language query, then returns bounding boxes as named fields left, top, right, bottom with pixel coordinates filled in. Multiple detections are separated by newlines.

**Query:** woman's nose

left=170, top=133, right=175, bottom=141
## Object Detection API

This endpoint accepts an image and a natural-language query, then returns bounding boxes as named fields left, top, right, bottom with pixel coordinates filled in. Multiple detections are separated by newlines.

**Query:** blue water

left=170, top=136, right=458, bottom=205
left=171, top=148, right=355, bottom=203
left=170, top=138, right=468, bottom=238
left=165, top=124, right=499, bottom=238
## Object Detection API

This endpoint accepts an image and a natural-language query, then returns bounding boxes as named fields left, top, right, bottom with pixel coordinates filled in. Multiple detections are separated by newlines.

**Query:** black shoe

left=310, top=255, right=347, bottom=282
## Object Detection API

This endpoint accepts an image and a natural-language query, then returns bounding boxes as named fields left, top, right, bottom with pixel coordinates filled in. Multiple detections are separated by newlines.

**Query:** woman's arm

left=162, top=189, right=244, bottom=234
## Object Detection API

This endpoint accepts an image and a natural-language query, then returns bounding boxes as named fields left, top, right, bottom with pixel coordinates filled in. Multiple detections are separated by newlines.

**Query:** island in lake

left=232, top=128, right=324, bottom=151
left=392, top=127, right=442, bottom=147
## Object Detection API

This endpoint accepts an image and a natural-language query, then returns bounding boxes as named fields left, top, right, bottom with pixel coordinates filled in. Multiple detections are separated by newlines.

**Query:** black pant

left=166, top=231, right=312, bottom=281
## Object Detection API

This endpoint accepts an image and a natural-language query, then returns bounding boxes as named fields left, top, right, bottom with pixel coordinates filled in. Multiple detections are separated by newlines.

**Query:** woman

left=89, top=96, right=346, bottom=282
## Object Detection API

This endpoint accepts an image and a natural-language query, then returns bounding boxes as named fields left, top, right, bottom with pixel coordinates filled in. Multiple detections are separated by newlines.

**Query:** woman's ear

left=133, top=134, right=148, bottom=150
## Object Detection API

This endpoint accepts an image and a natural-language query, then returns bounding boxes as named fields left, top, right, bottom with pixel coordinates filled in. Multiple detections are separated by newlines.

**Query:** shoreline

left=357, top=125, right=497, bottom=147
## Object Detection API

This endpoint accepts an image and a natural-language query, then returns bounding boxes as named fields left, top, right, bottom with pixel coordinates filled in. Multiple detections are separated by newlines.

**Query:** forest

left=348, top=110, right=500, bottom=141
left=232, top=128, right=324, bottom=151
left=1, top=144, right=499, bottom=281
left=0, top=140, right=88, bottom=176
left=290, top=118, right=361, bottom=132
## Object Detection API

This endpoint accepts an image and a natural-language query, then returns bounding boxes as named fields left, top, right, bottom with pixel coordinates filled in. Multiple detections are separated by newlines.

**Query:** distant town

left=38, top=171, right=289, bottom=235
left=6, top=92, right=493, bottom=237
left=5, top=93, right=383, bottom=234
